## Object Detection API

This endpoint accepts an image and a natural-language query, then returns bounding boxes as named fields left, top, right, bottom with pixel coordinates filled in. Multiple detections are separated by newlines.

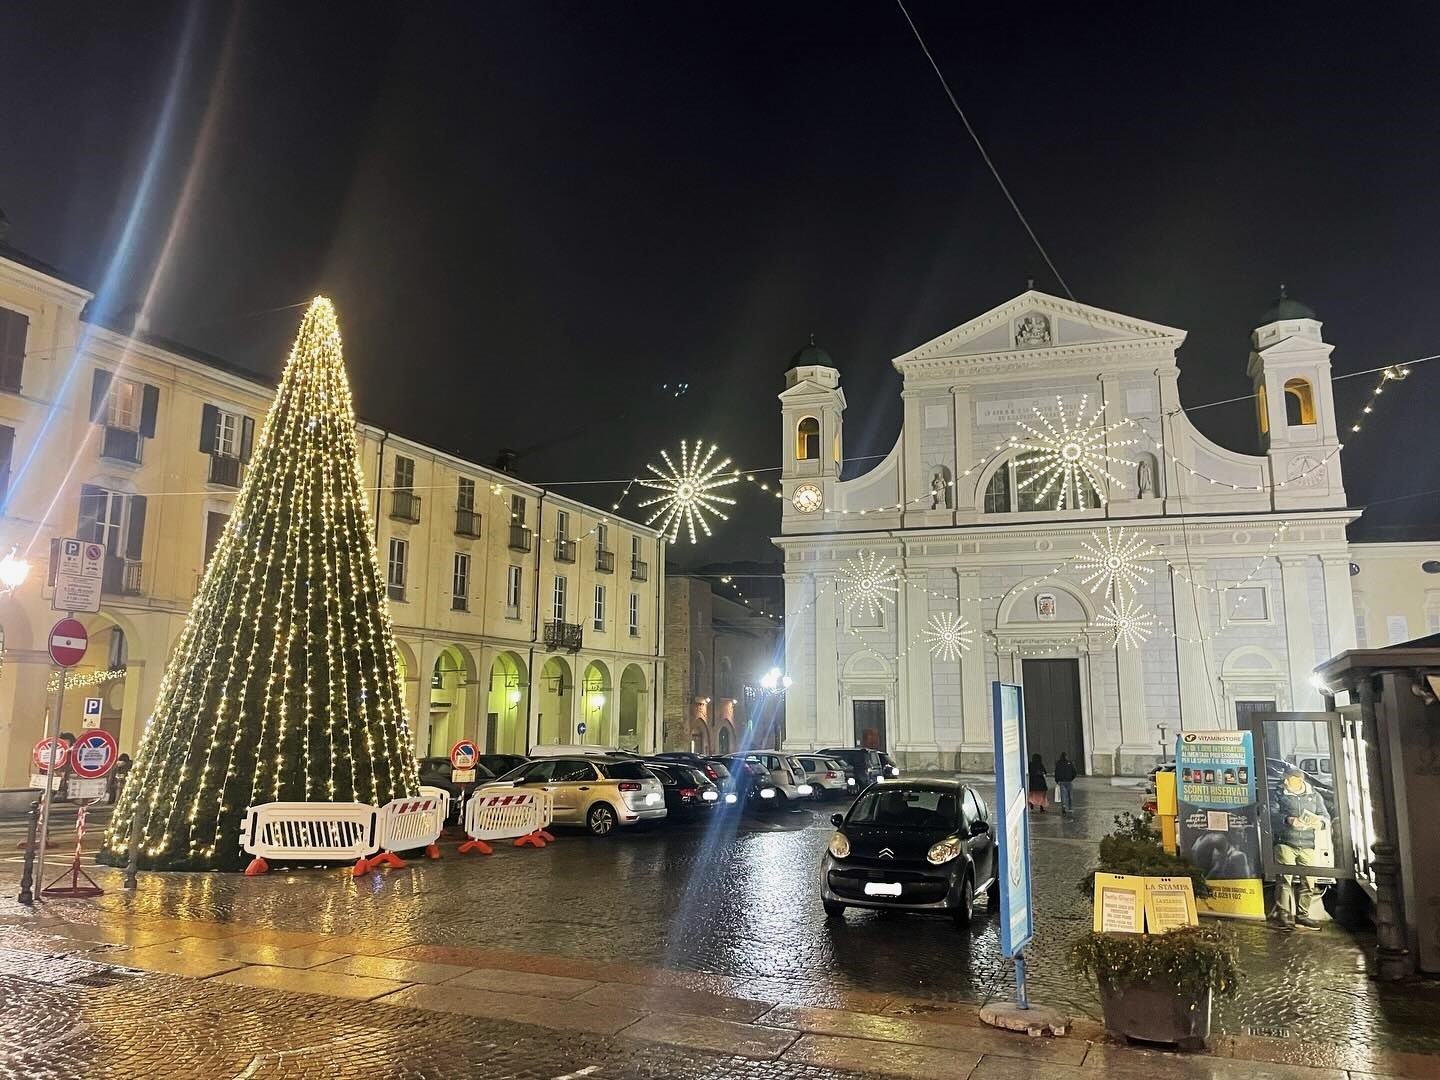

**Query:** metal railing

left=554, top=538, right=576, bottom=563
left=595, top=549, right=615, bottom=573
left=387, top=582, right=406, bottom=603
left=100, top=426, right=143, bottom=465
left=630, top=557, right=649, bottom=582
left=543, top=620, right=583, bottom=652
left=508, top=524, right=533, bottom=552
left=390, top=490, right=422, bottom=523
left=207, top=453, right=242, bottom=487
left=103, top=556, right=143, bottom=596
left=455, top=508, right=481, bottom=537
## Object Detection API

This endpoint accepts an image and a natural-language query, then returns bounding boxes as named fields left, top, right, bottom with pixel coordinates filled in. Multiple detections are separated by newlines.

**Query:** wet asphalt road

left=4, top=777, right=1438, bottom=1055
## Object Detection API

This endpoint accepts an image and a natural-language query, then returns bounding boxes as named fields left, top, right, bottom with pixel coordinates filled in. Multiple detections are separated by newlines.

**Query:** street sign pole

left=33, top=655, right=67, bottom=899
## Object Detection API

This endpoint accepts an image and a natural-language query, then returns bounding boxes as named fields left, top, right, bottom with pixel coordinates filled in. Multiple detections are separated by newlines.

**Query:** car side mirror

left=969, top=819, right=990, bottom=836
left=830, top=813, right=845, bottom=828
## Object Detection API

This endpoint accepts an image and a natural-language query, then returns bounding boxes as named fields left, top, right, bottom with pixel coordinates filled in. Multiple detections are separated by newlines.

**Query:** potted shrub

left=1070, top=924, right=1241, bottom=1049
left=1070, top=813, right=1238, bottom=1049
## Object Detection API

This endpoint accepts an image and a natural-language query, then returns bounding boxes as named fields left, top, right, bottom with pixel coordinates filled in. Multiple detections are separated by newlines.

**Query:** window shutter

left=77, top=485, right=103, bottom=543
left=0, top=425, right=12, bottom=504
left=199, top=404, right=219, bottom=453
left=239, top=415, right=255, bottom=462
left=125, top=495, right=147, bottom=561
left=0, top=309, right=27, bottom=392
left=139, top=383, right=160, bottom=438
left=90, top=370, right=113, bottom=423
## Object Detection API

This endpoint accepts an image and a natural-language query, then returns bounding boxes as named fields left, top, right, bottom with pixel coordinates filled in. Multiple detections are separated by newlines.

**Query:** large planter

left=1097, top=978, right=1212, bottom=1050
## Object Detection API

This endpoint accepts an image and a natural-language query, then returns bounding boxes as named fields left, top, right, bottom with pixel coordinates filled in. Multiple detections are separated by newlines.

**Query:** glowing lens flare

left=1013, top=395, right=1138, bottom=510
left=636, top=440, right=739, bottom=544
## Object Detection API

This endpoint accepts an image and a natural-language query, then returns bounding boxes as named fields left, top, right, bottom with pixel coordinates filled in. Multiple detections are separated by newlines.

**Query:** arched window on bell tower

left=1283, top=378, right=1315, bottom=426
left=796, top=416, right=820, bottom=460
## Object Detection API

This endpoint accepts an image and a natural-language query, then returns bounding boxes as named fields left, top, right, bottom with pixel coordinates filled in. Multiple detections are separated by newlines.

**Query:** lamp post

left=0, top=547, right=31, bottom=596
left=757, top=667, right=792, bottom=749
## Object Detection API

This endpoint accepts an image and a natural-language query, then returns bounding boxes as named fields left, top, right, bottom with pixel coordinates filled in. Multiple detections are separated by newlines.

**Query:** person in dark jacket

left=1027, top=754, right=1048, bottom=812
left=1269, top=766, right=1329, bottom=931
left=1054, top=753, right=1077, bottom=814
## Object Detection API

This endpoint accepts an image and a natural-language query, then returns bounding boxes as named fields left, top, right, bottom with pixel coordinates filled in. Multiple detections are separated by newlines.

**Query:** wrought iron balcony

left=544, top=620, right=583, bottom=652
left=630, top=557, right=649, bottom=582
left=595, top=549, right=615, bottom=573
left=103, top=556, right=143, bottom=596
left=508, top=524, right=533, bottom=552
left=390, top=489, right=422, bottom=524
left=554, top=538, right=576, bottom=563
left=387, top=582, right=406, bottom=603
left=207, top=453, right=242, bottom=487
left=455, top=507, right=481, bottom=538
left=100, top=426, right=143, bottom=465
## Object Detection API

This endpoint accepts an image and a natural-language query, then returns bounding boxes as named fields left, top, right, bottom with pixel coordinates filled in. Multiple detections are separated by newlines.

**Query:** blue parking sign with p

left=83, top=697, right=102, bottom=718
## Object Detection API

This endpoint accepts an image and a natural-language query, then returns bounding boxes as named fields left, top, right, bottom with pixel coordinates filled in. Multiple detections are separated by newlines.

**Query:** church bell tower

left=779, top=338, right=845, bottom=529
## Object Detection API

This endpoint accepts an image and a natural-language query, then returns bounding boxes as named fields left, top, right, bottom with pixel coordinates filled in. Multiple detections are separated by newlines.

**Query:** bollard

left=122, top=813, right=141, bottom=891
left=17, top=799, right=40, bottom=906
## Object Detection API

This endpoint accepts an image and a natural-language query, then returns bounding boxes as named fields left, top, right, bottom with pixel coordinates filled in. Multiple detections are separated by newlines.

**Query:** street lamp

left=759, top=667, right=792, bottom=693
left=0, top=548, right=31, bottom=596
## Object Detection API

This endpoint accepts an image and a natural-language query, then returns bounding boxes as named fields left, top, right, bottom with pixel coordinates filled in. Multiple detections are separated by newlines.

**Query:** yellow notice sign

left=1093, top=873, right=1200, bottom=933
left=1144, top=876, right=1199, bottom=932
left=1093, top=873, right=1147, bottom=933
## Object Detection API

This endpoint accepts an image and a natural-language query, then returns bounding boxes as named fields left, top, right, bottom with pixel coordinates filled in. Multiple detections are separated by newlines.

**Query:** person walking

left=1054, top=753, right=1077, bottom=814
left=1027, top=753, right=1049, bottom=812
left=1269, top=765, right=1329, bottom=931
left=110, top=753, right=132, bottom=804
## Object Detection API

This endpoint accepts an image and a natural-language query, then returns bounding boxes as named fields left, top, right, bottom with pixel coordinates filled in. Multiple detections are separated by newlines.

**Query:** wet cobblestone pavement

left=2, top=777, right=1439, bottom=1077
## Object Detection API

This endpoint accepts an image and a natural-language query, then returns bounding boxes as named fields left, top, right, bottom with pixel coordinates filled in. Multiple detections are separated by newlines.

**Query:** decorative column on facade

left=1320, top=555, right=1358, bottom=660
left=782, top=572, right=816, bottom=749
left=814, top=572, right=840, bottom=748
left=1279, top=555, right=1322, bottom=709
left=1170, top=564, right=1223, bottom=728
left=1114, top=636, right=1152, bottom=773
left=898, top=567, right=935, bottom=761
left=956, top=568, right=991, bottom=770
left=1082, top=630, right=1118, bottom=775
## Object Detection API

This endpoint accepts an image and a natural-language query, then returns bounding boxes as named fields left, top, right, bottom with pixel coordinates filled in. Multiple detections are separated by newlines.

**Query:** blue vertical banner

left=992, top=681, right=1034, bottom=957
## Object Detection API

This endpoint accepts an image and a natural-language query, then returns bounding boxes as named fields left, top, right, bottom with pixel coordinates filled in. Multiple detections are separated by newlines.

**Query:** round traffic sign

left=576, top=721, right=587, bottom=736
left=449, top=740, right=478, bottom=770
left=48, top=618, right=89, bottom=668
left=32, top=736, right=70, bottom=772
left=70, top=730, right=118, bottom=778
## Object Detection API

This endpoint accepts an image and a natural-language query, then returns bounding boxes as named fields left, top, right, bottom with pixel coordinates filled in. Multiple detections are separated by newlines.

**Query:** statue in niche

left=930, top=467, right=952, bottom=510
left=1137, top=455, right=1156, bottom=498
left=1015, top=313, right=1051, bottom=348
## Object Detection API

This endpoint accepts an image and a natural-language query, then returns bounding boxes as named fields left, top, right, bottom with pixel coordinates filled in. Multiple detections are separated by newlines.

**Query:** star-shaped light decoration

left=922, top=612, right=973, bottom=662
left=1095, top=593, right=1156, bottom=651
left=636, top=440, right=740, bottom=544
left=1075, top=526, right=1158, bottom=597
left=1013, top=395, right=1138, bottom=510
left=836, top=550, right=900, bottom=619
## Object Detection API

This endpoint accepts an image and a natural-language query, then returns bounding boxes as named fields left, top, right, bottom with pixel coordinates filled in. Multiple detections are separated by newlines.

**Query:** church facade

left=775, top=290, right=1357, bottom=776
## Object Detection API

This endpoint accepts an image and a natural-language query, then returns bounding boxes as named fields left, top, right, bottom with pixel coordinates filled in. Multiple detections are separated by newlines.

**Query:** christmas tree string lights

left=100, top=299, right=419, bottom=871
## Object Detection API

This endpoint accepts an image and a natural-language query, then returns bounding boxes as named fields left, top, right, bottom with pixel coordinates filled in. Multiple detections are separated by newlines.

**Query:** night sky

left=4, top=2, right=1438, bottom=565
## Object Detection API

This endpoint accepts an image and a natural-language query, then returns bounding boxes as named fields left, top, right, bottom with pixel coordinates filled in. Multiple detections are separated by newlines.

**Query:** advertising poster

left=1175, top=730, right=1265, bottom=918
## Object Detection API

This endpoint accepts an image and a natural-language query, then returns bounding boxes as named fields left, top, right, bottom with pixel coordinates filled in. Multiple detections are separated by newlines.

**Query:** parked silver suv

left=485, top=756, right=666, bottom=835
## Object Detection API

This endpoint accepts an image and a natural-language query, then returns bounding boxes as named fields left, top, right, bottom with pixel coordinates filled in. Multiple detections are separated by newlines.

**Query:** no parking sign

left=70, top=730, right=118, bottom=779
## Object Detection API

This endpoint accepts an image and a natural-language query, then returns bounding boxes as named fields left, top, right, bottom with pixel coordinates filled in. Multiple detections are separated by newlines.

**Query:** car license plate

left=864, top=882, right=902, bottom=897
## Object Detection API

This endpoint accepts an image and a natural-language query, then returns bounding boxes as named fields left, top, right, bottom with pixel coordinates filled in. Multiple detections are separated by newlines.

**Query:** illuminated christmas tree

left=101, top=298, right=419, bottom=871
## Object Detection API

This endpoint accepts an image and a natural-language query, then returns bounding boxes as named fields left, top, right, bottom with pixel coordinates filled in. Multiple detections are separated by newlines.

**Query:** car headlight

left=847, top=778, right=856, bottom=786
left=724, top=792, right=737, bottom=804
left=891, top=767, right=901, bottom=776
left=797, top=783, right=813, bottom=796
left=702, top=790, right=718, bottom=801
left=926, top=837, right=963, bottom=865
left=828, top=832, right=850, bottom=859
left=760, top=787, right=775, bottom=799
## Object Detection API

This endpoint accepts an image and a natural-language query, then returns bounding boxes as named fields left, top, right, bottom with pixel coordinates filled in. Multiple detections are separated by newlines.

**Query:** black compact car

left=645, top=762, right=720, bottom=819
left=876, top=752, right=901, bottom=779
left=821, top=780, right=998, bottom=925
left=710, top=755, right=780, bottom=808
left=820, top=747, right=885, bottom=788
left=652, top=751, right=724, bottom=784
left=414, top=757, right=496, bottom=821
left=477, top=754, right=526, bottom=777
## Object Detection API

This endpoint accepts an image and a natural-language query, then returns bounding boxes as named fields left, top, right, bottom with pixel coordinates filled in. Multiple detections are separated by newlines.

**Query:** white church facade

left=775, top=290, right=1359, bottom=776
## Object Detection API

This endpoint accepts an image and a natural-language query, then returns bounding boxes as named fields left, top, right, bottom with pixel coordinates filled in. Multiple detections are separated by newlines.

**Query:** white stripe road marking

left=51, top=634, right=86, bottom=649
left=550, top=1068, right=601, bottom=1080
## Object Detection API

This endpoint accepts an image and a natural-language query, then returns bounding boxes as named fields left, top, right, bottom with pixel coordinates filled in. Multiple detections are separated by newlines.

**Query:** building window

left=457, top=477, right=475, bottom=512
left=1284, top=378, right=1316, bottom=426
left=452, top=552, right=470, bottom=611
left=200, top=405, right=254, bottom=486
left=0, top=425, right=12, bottom=506
left=552, top=575, right=568, bottom=623
left=629, top=592, right=640, bottom=636
left=394, top=455, right=415, bottom=491
left=78, top=485, right=146, bottom=593
left=1354, top=608, right=1368, bottom=648
left=387, top=537, right=408, bottom=601
left=0, top=307, right=29, bottom=392
left=983, top=464, right=1012, bottom=513
left=510, top=494, right=526, bottom=524
left=203, top=511, right=229, bottom=567
left=556, top=509, right=570, bottom=540
left=982, top=454, right=1098, bottom=513
left=595, top=523, right=608, bottom=552
left=108, top=378, right=141, bottom=430
left=390, top=456, right=421, bottom=522
left=505, top=564, right=522, bottom=618
left=593, top=584, right=606, bottom=631
left=1257, top=383, right=1270, bottom=435
left=796, top=416, right=820, bottom=460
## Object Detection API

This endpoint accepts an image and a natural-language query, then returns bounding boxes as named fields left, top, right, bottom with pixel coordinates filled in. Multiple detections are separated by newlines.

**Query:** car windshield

left=849, top=788, right=961, bottom=831
left=603, top=761, right=655, bottom=781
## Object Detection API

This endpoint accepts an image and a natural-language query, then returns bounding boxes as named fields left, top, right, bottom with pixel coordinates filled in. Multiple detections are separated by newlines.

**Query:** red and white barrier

left=240, top=802, right=379, bottom=876
left=353, top=787, right=449, bottom=875
left=460, top=788, right=555, bottom=854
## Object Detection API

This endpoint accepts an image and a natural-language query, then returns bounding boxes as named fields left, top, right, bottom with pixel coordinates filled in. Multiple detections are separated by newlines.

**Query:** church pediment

left=892, top=290, right=1187, bottom=371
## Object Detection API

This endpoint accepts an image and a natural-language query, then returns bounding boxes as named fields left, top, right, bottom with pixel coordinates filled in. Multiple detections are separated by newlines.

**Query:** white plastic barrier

left=375, top=790, right=447, bottom=854
left=461, top=789, right=555, bottom=852
left=239, top=801, right=378, bottom=875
